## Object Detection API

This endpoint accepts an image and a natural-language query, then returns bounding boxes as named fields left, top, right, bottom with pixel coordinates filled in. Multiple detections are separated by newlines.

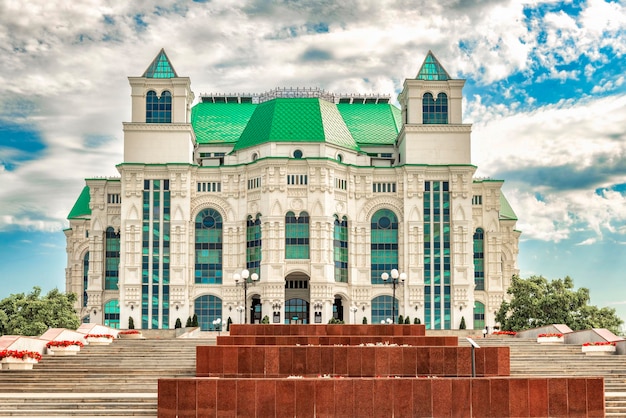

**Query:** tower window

left=146, top=90, right=172, bottom=123
left=422, top=92, right=448, bottom=124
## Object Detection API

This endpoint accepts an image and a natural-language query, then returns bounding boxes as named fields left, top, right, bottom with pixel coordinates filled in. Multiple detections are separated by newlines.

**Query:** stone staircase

left=0, top=338, right=206, bottom=417
left=2, top=334, right=626, bottom=416
left=460, top=337, right=626, bottom=417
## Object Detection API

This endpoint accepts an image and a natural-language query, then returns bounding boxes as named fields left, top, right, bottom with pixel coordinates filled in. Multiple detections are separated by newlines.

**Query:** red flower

left=118, top=330, right=141, bottom=335
left=538, top=333, right=563, bottom=338
left=0, top=350, right=42, bottom=361
left=493, top=330, right=517, bottom=336
left=85, top=334, right=114, bottom=339
left=582, top=341, right=616, bottom=346
left=46, top=340, right=84, bottom=348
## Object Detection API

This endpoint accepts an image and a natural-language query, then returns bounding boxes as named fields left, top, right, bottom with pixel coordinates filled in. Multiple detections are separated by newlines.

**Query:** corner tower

left=123, top=49, right=195, bottom=163
left=396, top=51, right=471, bottom=165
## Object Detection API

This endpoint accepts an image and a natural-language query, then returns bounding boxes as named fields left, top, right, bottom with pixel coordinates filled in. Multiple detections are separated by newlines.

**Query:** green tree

left=185, top=316, right=192, bottom=327
left=398, top=315, right=404, bottom=324
left=362, top=316, right=368, bottom=324
left=191, top=314, right=199, bottom=327
left=175, top=318, right=182, bottom=329
left=404, top=316, right=411, bottom=325
left=0, top=287, right=80, bottom=336
left=496, top=275, right=623, bottom=334
left=128, top=316, right=135, bottom=329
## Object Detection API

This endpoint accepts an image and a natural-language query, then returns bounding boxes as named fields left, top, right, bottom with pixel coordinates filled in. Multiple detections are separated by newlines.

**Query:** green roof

left=499, top=192, right=518, bottom=221
left=417, top=51, right=451, bottom=81
left=232, top=98, right=360, bottom=152
left=67, top=186, right=91, bottom=220
left=143, top=49, right=177, bottom=78
left=191, top=98, right=402, bottom=150
left=192, top=102, right=257, bottom=144
left=336, top=103, right=401, bottom=146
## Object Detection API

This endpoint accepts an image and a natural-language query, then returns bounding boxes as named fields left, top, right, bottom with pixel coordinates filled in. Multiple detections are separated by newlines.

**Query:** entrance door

left=284, top=298, right=309, bottom=324
left=333, top=297, right=344, bottom=321
left=251, top=297, right=262, bottom=324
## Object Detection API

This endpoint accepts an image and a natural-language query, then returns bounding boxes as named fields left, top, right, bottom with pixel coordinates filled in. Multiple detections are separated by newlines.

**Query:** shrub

left=362, top=317, right=368, bottom=324
left=191, top=314, right=199, bottom=327
left=398, top=315, right=404, bottom=324
left=261, top=315, right=270, bottom=324
left=175, top=318, right=182, bottom=329
left=404, top=316, right=410, bottom=324
left=185, top=317, right=192, bottom=327
left=128, top=316, right=135, bottom=330
left=414, top=318, right=421, bottom=324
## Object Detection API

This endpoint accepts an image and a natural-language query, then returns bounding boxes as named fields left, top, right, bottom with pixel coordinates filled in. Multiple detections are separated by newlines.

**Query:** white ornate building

left=64, top=49, right=520, bottom=330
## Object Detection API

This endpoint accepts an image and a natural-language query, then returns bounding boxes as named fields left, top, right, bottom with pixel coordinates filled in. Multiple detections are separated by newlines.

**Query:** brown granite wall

left=196, top=345, right=510, bottom=378
left=216, top=335, right=458, bottom=346
left=158, top=376, right=605, bottom=417
left=229, top=324, right=425, bottom=336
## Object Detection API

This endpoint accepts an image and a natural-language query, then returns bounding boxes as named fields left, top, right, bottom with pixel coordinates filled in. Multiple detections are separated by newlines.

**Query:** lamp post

left=381, top=269, right=406, bottom=324
left=350, top=306, right=358, bottom=324
left=234, top=269, right=259, bottom=324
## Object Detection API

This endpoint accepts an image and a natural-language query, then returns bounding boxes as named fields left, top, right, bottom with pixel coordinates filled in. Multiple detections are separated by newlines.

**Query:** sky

left=1, top=0, right=625, bottom=327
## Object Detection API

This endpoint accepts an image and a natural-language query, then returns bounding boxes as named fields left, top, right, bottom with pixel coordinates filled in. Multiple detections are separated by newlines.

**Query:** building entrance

left=284, top=272, right=310, bottom=324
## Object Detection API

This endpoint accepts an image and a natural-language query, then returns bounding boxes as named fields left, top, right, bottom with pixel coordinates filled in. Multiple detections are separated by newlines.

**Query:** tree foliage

left=496, top=275, right=623, bottom=335
left=0, top=287, right=80, bottom=336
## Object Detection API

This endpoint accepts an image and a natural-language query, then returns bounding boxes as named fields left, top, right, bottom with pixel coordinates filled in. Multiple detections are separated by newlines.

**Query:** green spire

left=143, top=49, right=178, bottom=78
left=416, top=51, right=450, bottom=81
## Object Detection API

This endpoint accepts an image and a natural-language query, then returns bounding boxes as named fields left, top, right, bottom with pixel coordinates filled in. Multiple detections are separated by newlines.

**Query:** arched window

left=285, top=211, right=309, bottom=259
left=422, top=92, right=448, bottom=124
left=246, top=214, right=262, bottom=278
left=195, top=209, right=223, bottom=284
left=370, top=209, right=398, bottom=284
left=83, top=252, right=89, bottom=307
left=473, top=228, right=485, bottom=291
left=372, top=295, right=396, bottom=324
left=104, top=299, right=120, bottom=329
left=333, top=215, right=348, bottom=282
left=194, top=295, right=222, bottom=331
left=474, top=301, right=485, bottom=330
left=284, top=298, right=309, bottom=324
left=146, top=90, right=172, bottom=123
left=105, top=227, right=120, bottom=290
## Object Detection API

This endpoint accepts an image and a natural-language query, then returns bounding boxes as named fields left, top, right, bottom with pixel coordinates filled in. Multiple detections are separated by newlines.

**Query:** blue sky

left=1, top=0, right=626, bottom=328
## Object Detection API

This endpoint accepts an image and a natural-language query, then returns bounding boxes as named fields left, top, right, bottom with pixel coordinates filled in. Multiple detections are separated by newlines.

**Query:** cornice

left=122, top=122, right=193, bottom=132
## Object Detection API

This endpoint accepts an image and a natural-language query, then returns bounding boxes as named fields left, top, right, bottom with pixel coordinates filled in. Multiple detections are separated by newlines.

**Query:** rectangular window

left=287, top=174, right=308, bottom=185
left=107, top=194, right=121, bottom=204
left=197, top=182, right=222, bottom=192
left=335, top=178, right=347, bottom=190
left=247, top=177, right=262, bottom=190
left=472, top=195, right=482, bottom=205
left=372, top=182, right=397, bottom=193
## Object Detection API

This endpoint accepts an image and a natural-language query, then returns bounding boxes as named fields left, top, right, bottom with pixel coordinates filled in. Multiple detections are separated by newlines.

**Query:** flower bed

left=582, top=341, right=616, bottom=355
left=85, top=334, right=115, bottom=345
left=537, top=333, right=564, bottom=344
left=492, top=330, right=517, bottom=336
left=0, top=350, right=42, bottom=370
left=46, top=340, right=84, bottom=355
left=118, top=330, right=143, bottom=339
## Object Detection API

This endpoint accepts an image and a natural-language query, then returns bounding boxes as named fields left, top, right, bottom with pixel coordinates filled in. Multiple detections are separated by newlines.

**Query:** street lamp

left=381, top=268, right=406, bottom=324
left=350, top=306, right=358, bottom=324
left=234, top=269, right=259, bottom=324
